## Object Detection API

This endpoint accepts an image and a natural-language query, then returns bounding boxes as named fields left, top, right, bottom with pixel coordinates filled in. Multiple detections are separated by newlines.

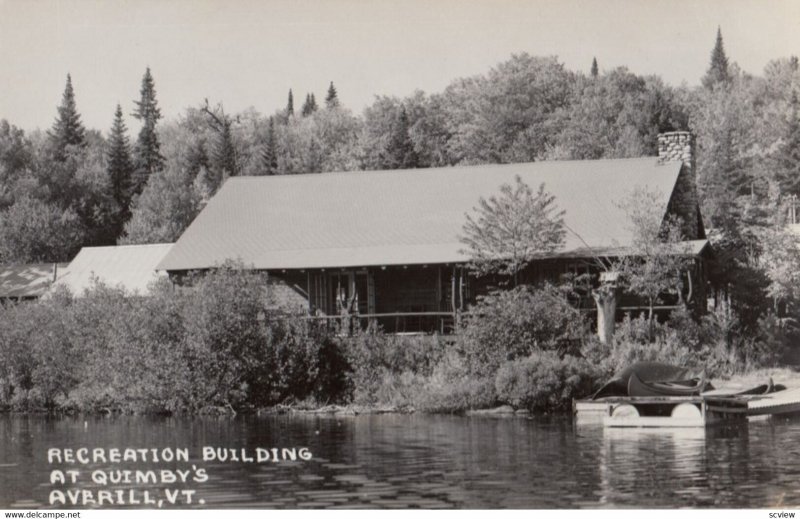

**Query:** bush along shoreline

left=0, top=265, right=790, bottom=416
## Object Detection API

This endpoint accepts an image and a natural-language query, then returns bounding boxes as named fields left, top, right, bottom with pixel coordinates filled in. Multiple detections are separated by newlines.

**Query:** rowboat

left=626, top=372, right=711, bottom=397
left=591, top=362, right=707, bottom=399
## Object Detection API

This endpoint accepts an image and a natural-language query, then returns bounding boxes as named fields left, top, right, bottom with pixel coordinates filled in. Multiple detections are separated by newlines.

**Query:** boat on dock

left=575, top=362, right=800, bottom=428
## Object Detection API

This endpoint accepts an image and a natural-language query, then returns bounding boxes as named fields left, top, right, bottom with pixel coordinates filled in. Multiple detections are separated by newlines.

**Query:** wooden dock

left=573, top=391, right=795, bottom=428
left=745, top=387, right=800, bottom=416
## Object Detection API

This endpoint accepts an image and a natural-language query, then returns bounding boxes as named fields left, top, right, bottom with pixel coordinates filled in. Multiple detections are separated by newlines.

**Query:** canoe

left=592, top=362, right=706, bottom=400
left=702, top=378, right=787, bottom=397
left=626, top=372, right=711, bottom=397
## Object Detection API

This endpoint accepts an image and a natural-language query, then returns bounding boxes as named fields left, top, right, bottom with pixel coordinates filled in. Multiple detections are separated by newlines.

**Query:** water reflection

left=598, top=427, right=708, bottom=507
left=1, top=414, right=800, bottom=508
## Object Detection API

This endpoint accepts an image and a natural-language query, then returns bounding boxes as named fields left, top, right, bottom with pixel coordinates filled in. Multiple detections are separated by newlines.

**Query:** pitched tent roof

left=52, top=243, right=173, bottom=296
left=0, top=263, right=69, bottom=299
left=158, top=158, right=684, bottom=271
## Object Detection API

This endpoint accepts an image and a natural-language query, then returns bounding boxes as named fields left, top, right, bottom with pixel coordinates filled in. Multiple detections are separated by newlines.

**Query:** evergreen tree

left=132, top=67, right=164, bottom=194
left=301, top=93, right=318, bottom=116
left=201, top=101, right=237, bottom=189
left=590, top=57, right=598, bottom=78
left=261, top=117, right=278, bottom=175
left=213, top=119, right=237, bottom=182
left=106, top=104, right=134, bottom=230
left=48, top=74, right=86, bottom=159
left=384, top=106, right=418, bottom=169
left=325, top=81, right=339, bottom=108
left=702, top=27, right=732, bottom=89
left=774, top=92, right=800, bottom=196
left=286, top=89, right=294, bottom=116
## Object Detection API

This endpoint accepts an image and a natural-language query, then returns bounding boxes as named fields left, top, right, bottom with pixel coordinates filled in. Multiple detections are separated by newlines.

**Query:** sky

left=1, top=0, right=799, bottom=132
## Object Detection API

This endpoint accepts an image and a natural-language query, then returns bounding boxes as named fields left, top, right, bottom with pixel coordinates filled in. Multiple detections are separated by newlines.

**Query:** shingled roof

left=158, top=158, right=685, bottom=271
left=0, top=263, right=68, bottom=299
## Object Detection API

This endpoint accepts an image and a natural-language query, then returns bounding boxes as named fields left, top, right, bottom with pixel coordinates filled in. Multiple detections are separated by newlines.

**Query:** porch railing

left=303, top=311, right=460, bottom=335
left=297, top=304, right=685, bottom=335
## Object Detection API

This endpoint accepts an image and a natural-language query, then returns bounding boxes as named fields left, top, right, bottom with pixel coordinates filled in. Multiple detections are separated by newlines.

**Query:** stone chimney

left=657, top=131, right=702, bottom=239
left=658, top=131, right=695, bottom=172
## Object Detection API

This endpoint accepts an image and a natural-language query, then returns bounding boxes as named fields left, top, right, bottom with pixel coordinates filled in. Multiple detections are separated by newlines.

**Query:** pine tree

left=48, top=74, right=86, bottom=159
left=106, top=104, right=134, bottom=228
left=132, top=67, right=164, bottom=194
left=775, top=91, right=800, bottom=196
left=301, top=93, right=318, bottom=116
left=590, top=57, right=598, bottom=78
left=325, top=81, right=339, bottom=108
left=213, top=119, right=237, bottom=182
left=702, top=27, right=732, bottom=89
left=286, top=89, right=295, bottom=116
left=201, top=101, right=237, bottom=189
left=384, top=106, right=418, bottom=169
left=261, top=117, right=278, bottom=175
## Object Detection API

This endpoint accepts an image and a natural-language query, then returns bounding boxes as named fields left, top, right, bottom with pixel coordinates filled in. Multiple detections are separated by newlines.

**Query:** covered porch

left=273, top=264, right=472, bottom=334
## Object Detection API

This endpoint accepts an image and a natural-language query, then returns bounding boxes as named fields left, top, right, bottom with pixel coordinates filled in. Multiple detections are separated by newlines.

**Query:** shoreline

left=4, top=366, right=796, bottom=418
left=0, top=402, right=550, bottom=418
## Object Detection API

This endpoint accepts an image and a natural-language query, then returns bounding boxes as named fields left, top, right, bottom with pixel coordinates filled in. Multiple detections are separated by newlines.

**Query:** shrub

left=457, top=284, right=586, bottom=377
left=581, top=307, right=775, bottom=380
left=494, top=351, right=598, bottom=412
left=0, top=263, right=348, bottom=413
left=0, top=288, right=81, bottom=410
left=343, top=329, right=448, bottom=405
left=413, top=351, right=497, bottom=412
left=180, top=264, right=272, bottom=409
left=604, top=313, right=696, bottom=374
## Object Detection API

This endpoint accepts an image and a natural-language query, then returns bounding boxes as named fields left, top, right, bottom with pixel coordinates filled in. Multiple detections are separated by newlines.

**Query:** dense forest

left=1, top=31, right=800, bottom=322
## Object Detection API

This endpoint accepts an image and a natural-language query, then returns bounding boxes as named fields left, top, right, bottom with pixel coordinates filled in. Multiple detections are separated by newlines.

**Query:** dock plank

left=747, top=388, right=800, bottom=415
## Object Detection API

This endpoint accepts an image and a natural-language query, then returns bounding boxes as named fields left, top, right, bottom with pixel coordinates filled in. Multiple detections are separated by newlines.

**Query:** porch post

left=306, top=271, right=313, bottom=314
left=451, top=265, right=457, bottom=316
left=436, top=266, right=443, bottom=334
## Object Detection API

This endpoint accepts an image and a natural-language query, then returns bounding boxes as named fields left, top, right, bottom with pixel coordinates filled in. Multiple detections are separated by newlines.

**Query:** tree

left=760, top=223, right=800, bottom=311
left=277, top=105, right=361, bottom=174
left=132, top=67, right=164, bottom=194
left=590, top=57, right=598, bottom=78
left=693, top=76, right=754, bottom=230
left=702, top=27, right=732, bottom=89
left=121, top=165, right=202, bottom=244
left=773, top=92, right=800, bottom=196
left=201, top=101, right=238, bottom=190
left=48, top=74, right=86, bottom=160
left=382, top=106, right=419, bottom=169
left=439, top=54, right=572, bottom=163
left=0, top=195, right=84, bottom=263
left=286, top=89, right=294, bottom=116
left=614, top=187, right=692, bottom=332
left=184, top=139, right=210, bottom=179
left=261, top=117, right=278, bottom=175
left=459, top=175, right=566, bottom=286
left=301, top=93, right=318, bottom=116
left=325, top=82, right=339, bottom=108
left=106, top=104, right=134, bottom=230
left=0, top=120, right=33, bottom=179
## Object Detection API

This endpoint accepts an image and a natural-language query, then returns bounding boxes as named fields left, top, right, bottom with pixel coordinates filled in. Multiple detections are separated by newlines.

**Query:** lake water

left=1, top=413, right=799, bottom=509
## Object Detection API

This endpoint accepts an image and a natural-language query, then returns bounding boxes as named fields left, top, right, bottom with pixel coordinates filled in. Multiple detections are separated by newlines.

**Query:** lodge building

left=157, top=132, right=710, bottom=334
